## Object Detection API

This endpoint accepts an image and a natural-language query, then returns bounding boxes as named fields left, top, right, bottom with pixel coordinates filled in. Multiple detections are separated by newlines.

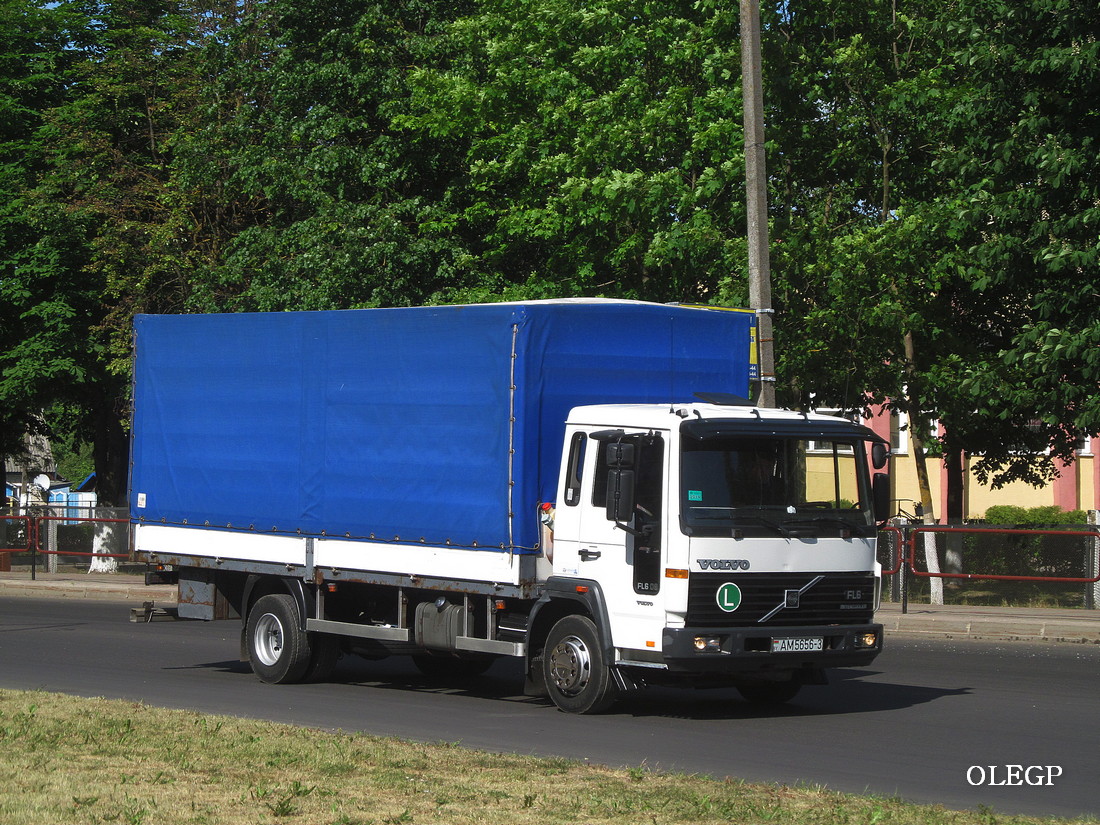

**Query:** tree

left=178, top=0, right=480, bottom=313
left=763, top=0, right=951, bottom=557
left=929, top=0, right=1100, bottom=488
left=4, top=0, right=1096, bottom=532
left=0, top=1, right=75, bottom=459
left=3, top=0, right=211, bottom=517
left=766, top=0, right=1099, bottom=519
left=396, top=0, right=752, bottom=304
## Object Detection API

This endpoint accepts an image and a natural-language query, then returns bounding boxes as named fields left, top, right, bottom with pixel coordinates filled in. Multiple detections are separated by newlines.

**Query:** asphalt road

left=1, top=595, right=1097, bottom=819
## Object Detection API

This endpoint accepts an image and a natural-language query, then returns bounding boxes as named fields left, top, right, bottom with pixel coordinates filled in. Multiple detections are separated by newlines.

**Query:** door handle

left=579, top=548, right=602, bottom=562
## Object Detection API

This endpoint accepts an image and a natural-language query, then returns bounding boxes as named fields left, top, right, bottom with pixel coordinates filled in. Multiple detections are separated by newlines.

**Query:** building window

left=890, top=410, right=909, bottom=455
left=807, top=410, right=857, bottom=453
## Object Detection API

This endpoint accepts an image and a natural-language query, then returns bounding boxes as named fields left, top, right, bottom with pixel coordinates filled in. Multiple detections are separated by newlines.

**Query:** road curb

left=876, top=603, right=1100, bottom=645
left=0, top=576, right=176, bottom=604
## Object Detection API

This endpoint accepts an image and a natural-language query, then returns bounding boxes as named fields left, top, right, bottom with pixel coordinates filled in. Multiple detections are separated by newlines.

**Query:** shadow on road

left=615, top=670, right=972, bottom=720
left=181, top=656, right=971, bottom=720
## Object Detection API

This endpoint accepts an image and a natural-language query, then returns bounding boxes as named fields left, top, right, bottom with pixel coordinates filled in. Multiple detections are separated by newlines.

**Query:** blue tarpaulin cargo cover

left=130, top=301, right=754, bottom=552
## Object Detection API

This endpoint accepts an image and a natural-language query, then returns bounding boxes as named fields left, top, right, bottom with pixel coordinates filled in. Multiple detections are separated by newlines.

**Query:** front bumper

left=661, top=622, right=883, bottom=673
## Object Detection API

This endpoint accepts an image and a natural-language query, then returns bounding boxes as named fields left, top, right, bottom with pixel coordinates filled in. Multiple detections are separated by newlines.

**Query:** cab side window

left=563, top=432, right=587, bottom=507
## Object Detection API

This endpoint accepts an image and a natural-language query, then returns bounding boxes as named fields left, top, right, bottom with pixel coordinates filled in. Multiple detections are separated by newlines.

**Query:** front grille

left=686, top=571, right=875, bottom=627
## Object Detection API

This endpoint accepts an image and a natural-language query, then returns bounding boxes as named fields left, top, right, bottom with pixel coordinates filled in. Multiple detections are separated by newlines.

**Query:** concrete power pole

left=740, top=0, right=776, bottom=408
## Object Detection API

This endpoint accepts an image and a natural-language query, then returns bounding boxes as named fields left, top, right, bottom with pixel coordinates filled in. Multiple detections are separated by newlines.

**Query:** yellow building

left=861, top=408, right=1096, bottom=521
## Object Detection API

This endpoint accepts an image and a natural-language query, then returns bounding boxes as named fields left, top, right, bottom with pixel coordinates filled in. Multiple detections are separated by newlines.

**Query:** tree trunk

left=88, top=520, right=121, bottom=573
left=88, top=392, right=128, bottom=575
left=944, top=439, right=965, bottom=578
left=904, top=331, right=943, bottom=605
left=91, top=400, right=128, bottom=508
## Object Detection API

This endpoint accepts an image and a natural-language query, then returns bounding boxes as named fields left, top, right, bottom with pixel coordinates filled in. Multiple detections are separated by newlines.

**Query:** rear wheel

left=542, top=615, right=617, bottom=714
left=246, top=594, right=312, bottom=684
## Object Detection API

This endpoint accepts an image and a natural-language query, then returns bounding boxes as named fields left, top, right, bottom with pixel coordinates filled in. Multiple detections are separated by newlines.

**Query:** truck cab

left=536, top=402, right=887, bottom=712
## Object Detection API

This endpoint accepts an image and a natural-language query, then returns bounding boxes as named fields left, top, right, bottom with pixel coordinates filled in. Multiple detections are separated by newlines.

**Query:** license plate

left=771, top=636, right=823, bottom=653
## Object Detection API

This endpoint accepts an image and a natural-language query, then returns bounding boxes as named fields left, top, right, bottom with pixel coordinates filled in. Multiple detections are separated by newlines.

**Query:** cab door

left=553, top=428, right=668, bottom=655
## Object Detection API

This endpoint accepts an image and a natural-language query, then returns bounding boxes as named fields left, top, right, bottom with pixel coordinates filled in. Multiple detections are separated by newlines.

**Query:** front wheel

left=246, top=594, right=312, bottom=684
left=542, top=615, right=617, bottom=714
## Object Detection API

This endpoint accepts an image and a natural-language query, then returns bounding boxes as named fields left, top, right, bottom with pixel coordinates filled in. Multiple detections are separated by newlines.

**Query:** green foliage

left=769, top=0, right=1100, bottom=493
left=1, top=0, right=215, bottom=502
left=396, top=0, right=749, bottom=303
left=42, top=404, right=95, bottom=486
left=0, top=0, right=78, bottom=457
left=766, top=0, right=951, bottom=412
left=929, top=0, right=1100, bottom=485
left=982, top=505, right=1087, bottom=526
left=1, top=0, right=1097, bottom=503
left=177, top=0, right=481, bottom=313
left=956, top=505, right=1092, bottom=601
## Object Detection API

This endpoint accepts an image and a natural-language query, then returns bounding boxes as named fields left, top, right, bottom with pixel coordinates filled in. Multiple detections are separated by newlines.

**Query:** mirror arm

left=613, top=521, right=655, bottom=538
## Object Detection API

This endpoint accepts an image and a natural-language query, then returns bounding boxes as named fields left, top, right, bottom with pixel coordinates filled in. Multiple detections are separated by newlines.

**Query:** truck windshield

left=680, top=435, right=875, bottom=537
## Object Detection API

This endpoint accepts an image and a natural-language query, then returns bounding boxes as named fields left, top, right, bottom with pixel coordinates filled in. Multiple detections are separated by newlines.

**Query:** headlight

left=856, top=631, right=879, bottom=648
left=693, top=635, right=725, bottom=653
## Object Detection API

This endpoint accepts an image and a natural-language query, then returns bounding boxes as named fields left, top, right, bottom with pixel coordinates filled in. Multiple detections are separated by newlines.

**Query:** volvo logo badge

left=758, top=575, right=825, bottom=623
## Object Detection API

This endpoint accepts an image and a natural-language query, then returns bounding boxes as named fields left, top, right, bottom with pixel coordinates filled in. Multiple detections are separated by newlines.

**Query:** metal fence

left=4, top=511, right=1099, bottom=610
left=0, top=506, right=131, bottom=575
left=880, top=523, right=1100, bottom=611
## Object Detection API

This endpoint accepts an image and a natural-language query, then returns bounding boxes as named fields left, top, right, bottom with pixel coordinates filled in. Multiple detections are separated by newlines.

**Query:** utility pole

left=740, top=0, right=776, bottom=408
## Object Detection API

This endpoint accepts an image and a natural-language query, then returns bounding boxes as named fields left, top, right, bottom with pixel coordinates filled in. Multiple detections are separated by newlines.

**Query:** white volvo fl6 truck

left=131, top=300, right=889, bottom=713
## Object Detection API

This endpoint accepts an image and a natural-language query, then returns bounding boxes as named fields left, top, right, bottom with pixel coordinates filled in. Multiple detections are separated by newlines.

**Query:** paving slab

left=876, top=601, right=1100, bottom=644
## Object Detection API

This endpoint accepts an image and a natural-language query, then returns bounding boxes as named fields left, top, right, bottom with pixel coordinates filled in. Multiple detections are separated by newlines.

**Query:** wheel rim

left=547, top=634, right=592, bottom=696
left=253, top=612, right=285, bottom=667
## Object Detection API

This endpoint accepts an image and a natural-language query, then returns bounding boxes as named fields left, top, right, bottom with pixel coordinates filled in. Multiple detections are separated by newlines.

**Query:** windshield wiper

left=728, top=514, right=790, bottom=537
left=782, top=516, right=871, bottom=536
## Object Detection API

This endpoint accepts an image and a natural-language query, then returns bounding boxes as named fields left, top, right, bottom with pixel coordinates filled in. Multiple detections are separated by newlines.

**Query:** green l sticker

left=716, top=582, right=742, bottom=612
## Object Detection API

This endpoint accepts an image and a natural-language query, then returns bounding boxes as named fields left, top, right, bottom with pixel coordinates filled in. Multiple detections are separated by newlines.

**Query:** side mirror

left=606, top=469, right=636, bottom=522
left=871, top=442, right=889, bottom=470
left=872, top=472, right=890, bottom=523
left=606, top=441, right=635, bottom=468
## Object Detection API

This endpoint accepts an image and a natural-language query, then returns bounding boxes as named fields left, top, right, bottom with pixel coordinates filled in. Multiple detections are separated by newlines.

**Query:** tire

left=542, top=615, right=617, bottom=714
left=737, top=679, right=802, bottom=706
left=246, top=594, right=312, bottom=684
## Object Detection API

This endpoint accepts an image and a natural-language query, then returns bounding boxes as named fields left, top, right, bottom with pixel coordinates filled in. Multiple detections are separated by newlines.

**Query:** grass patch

left=0, top=688, right=1094, bottom=825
